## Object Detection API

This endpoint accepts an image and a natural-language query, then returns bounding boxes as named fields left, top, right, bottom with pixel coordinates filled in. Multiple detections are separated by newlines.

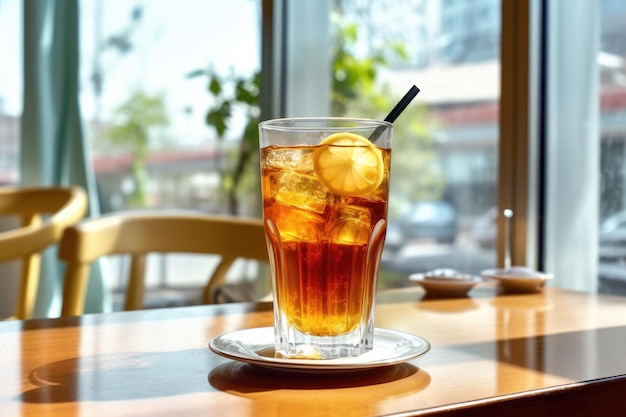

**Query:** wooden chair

left=0, top=186, right=88, bottom=320
left=59, top=211, right=269, bottom=316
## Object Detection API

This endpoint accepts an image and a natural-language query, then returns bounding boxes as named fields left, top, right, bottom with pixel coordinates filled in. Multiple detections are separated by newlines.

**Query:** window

left=283, top=0, right=501, bottom=290
left=80, top=0, right=261, bottom=215
left=544, top=0, right=626, bottom=294
left=0, top=0, right=22, bottom=186
left=0, top=0, right=23, bottom=318
left=597, top=0, right=626, bottom=294
left=5, top=0, right=624, bottom=314
left=79, top=0, right=264, bottom=306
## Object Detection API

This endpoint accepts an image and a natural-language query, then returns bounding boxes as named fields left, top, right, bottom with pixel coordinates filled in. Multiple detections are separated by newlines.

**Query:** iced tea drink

left=259, top=118, right=392, bottom=359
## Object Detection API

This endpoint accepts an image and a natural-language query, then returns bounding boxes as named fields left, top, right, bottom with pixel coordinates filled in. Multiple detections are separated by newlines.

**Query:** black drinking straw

left=369, top=85, right=420, bottom=141
left=385, top=85, right=420, bottom=123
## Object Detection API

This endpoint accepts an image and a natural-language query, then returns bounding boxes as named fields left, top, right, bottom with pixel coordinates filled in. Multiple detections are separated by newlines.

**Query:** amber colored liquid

left=261, top=144, right=390, bottom=337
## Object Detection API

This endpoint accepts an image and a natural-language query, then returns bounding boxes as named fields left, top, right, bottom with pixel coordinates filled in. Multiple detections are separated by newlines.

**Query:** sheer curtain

left=544, top=0, right=599, bottom=292
left=21, top=0, right=110, bottom=316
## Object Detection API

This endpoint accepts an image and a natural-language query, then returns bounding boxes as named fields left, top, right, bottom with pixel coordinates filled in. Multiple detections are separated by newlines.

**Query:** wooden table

left=1, top=287, right=626, bottom=416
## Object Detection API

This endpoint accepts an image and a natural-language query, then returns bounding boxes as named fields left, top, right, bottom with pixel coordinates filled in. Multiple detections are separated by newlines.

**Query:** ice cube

left=325, top=204, right=372, bottom=245
left=264, top=147, right=314, bottom=173
left=265, top=204, right=324, bottom=243
left=275, top=171, right=329, bottom=214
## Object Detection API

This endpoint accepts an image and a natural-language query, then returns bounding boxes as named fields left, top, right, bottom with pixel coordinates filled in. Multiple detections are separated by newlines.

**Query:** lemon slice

left=312, top=132, right=384, bottom=196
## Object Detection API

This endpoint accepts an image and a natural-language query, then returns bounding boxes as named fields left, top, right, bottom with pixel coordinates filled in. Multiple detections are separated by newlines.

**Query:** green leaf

left=235, top=85, right=256, bottom=105
left=209, top=77, right=221, bottom=96
left=205, top=109, right=228, bottom=137
left=185, top=69, right=206, bottom=79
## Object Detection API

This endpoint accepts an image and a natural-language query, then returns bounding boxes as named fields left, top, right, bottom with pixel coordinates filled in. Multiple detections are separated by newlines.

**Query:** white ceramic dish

left=481, top=266, right=553, bottom=293
left=209, top=327, right=430, bottom=373
left=409, top=268, right=484, bottom=297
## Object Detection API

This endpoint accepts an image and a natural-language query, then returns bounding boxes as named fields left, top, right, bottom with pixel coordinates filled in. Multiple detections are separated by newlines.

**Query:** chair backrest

left=0, top=186, right=88, bottom=320
left=59, top=211, right=269, bottom=316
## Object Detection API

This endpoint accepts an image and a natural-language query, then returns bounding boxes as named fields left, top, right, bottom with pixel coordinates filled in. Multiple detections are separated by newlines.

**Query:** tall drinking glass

left=259, top=118, right=392, bottom=359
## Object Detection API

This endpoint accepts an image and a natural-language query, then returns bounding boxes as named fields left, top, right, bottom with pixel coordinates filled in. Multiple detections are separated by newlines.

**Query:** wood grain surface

left=1, top=288, right=625, bottom=417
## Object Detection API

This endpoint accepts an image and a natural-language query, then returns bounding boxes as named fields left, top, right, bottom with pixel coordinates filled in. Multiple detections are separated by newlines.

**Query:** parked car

left=384, top=221, right=406, bottom=253
left=471, top=206, right=498, bottom=249
left=398, top=201, right=458, bottom=244
left=600, top=211, right=626, bottom=245
left=599, top=210, right=626, bottom=261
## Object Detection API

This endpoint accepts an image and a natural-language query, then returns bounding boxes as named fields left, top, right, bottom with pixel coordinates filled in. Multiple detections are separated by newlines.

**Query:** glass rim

left=259, top=117, right=392, bottom=132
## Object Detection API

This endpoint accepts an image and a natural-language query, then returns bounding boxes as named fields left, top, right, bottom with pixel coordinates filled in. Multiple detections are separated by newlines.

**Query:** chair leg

left=15, top=254, right=41, bottom=320
left=125, top=254, right=146, bottom=310
left=14, top=213, right=43, bottom=319
left=61, top=263, right=91, bottom=317
left=204, top=257, right=235, bottom=304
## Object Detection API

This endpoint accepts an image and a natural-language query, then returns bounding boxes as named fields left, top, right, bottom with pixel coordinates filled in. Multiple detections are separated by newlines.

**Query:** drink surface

left=261, top=141, right=391, bottom=336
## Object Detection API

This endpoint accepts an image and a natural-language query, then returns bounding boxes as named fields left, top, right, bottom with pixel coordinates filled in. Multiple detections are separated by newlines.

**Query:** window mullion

left=499, top=0, right=534, bottom=269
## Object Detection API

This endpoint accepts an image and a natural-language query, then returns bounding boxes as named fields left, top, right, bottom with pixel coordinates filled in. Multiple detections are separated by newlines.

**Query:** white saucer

left=209, top=327, right=430, bottom=373
left=481, top=266, right=553, bottom=293
left=409, top=269, right=484, bottom=297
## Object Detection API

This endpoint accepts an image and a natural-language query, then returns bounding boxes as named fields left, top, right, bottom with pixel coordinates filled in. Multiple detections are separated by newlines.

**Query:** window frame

left=498, top=0, right=541, bottom=270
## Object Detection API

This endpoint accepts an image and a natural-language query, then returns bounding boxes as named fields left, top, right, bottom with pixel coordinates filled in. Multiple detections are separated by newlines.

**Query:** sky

left=0, top=0, right=261, bottom=143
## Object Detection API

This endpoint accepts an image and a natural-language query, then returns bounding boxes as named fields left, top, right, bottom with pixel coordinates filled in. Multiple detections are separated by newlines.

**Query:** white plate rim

left=408, top=273, right=483, bottom=296
left=409, top=273, right=483, bottom=283
left=209, top=327, right=430, bottom=372
left=409, top=274, right=482, bottom=287
left=481, top=268, right=553, bottom=280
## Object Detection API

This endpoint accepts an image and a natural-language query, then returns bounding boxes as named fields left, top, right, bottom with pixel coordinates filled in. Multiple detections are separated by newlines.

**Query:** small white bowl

left=481, top=266, right=553, bottom=293
left=409, top=269, right=484, bottom=298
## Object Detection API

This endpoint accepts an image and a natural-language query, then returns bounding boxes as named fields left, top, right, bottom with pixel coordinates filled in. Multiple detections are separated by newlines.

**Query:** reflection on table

left=2, top=287, right=626, bottom=416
